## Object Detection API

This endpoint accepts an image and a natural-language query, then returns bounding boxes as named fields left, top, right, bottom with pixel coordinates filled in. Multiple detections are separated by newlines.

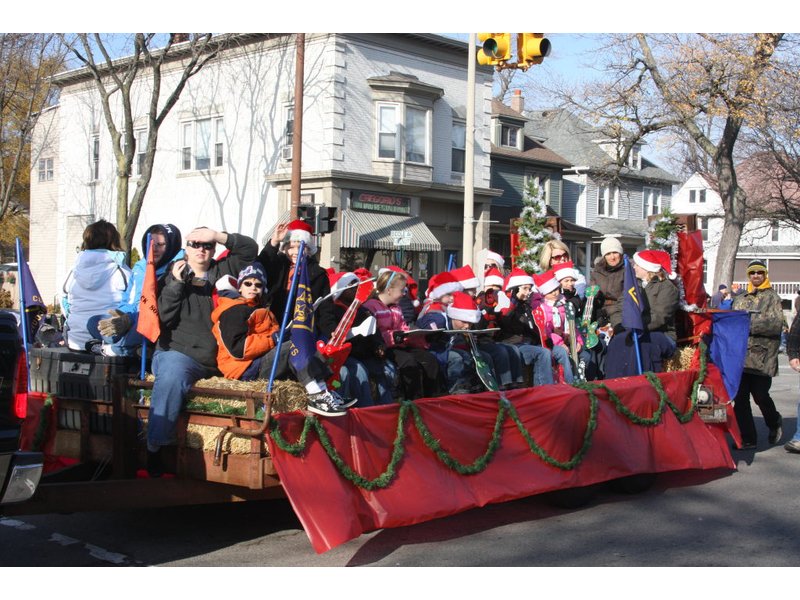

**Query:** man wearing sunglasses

left=731, top=259, right=784, bottom=450
left=146, top=226, right=258, bottom=476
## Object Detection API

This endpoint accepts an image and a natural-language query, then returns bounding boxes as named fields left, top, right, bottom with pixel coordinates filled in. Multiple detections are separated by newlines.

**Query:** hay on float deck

left=663, top=345, right=696, bottom=372
left=139, top=376, right=309, bottom=455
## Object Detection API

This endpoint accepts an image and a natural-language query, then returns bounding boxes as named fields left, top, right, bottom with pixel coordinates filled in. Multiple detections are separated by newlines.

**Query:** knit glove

left=98, top=309, right=132, bottom=338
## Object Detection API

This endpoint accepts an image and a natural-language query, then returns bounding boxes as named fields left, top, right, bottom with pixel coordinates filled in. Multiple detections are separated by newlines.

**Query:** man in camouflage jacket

left=731, top=259, right=784, bottom=448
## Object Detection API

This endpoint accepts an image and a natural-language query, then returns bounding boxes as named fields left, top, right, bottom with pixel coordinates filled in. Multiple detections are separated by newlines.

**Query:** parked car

left=0, top=311, right=43, bottom=508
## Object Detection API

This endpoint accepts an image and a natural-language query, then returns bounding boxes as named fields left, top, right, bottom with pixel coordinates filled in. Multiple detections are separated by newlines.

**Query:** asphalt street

left=1, top=356, right=799, bottom=575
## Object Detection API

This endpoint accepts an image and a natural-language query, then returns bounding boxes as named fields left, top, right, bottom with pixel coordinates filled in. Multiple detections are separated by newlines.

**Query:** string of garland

left=267, top=344, right=711, bottom=490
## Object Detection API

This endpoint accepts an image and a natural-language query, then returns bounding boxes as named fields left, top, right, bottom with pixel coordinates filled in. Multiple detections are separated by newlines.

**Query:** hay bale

left=663, top=345, right=696, bottom=372
left=137, top=376, right=310, bottom=455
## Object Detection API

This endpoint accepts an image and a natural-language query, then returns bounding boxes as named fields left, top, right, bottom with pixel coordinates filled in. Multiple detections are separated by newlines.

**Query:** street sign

left=391, top=230, right=413, bottom=247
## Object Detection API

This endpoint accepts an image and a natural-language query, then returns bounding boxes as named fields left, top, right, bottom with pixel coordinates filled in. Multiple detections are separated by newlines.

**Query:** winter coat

left=157, top=233, right=258, bottom=370
left=787, top=311, right=800, bottom=361
left=62, top=249, right=134, bottom=351
left=590, top=257, right=625, bottom=328
left=496, top=293, right=543, bottom=346
left=642, top=277, right=679, bottom=341
left=256, top=242, right=336, bottom=339
left=211, top=296, right=279, bottom=380
left=732, top=285, right=783, bottom=377
left=363, top=297, right=410, bottom=349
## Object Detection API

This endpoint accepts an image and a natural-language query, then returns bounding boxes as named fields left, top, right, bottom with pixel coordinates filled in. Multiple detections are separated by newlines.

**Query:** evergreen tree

left=515, top=180, right=557, bottom=274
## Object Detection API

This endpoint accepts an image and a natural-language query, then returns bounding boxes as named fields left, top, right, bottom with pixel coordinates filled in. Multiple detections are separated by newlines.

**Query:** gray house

left=525, top=109, right=681, bottom=260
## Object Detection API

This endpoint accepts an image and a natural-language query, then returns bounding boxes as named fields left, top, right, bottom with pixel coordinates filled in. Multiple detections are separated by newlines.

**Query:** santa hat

left=533, top=270, right=560, bottom=295
left=353, top=267, right=372, bottom=280
left=447, top=291, right=481, bottom=324
left=505, top=267, right=534, bottom=292
left=328, top=271, right=360, bottom=301
left=553, top=260, right=579, bottom=282
left=281, top=219, right=317, bottom=255
left=426, top=271, right=463, bottom=300
left=633, top=249, right=675, bottom=279
left=485, top=250, right=505, bottom=270
left=450, top=265, right=479, bottom=291
left=484, top=267, right=504, bottom=289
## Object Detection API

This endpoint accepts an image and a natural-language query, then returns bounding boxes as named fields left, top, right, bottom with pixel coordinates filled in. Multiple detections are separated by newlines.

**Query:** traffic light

left=477, top=33, right=512, bottom=66
left=317, top=206, right=338, bottom=234
left=298, top=205, right=316, bottom=229
left=517, top=33, right=551, bottom=69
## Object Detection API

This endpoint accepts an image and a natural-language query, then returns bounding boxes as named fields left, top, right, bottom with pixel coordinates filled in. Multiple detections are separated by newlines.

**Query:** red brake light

left=13, top=354, right=28, bottom=419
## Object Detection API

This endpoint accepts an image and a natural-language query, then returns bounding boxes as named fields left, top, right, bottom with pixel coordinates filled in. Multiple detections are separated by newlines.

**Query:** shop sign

left=351, top=190, right=411, bottom=215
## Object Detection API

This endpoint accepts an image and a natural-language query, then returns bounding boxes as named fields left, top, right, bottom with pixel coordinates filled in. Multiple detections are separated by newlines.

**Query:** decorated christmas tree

left=515, top=180, right=558, bottom=274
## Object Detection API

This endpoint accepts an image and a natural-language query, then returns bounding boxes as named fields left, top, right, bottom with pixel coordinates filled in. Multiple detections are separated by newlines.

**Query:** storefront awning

left=340, top=209, right=441, bottom=252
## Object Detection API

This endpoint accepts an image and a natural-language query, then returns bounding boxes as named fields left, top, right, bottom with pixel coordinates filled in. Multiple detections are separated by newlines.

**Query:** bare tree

left=0, top=33, right=65, bottom=256
left=547, top=33, right=785, bottom=287
left=62, top=33, right=224, bottom=253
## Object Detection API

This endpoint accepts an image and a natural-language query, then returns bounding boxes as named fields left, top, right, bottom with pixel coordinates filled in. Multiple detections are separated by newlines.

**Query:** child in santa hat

left=379, top=265, right=418, bottom=326
left=533, top=270, right=575, bottom=384
left=496, top=268, right=556, bottom=387
left=364, top=269, right=442, bottom=400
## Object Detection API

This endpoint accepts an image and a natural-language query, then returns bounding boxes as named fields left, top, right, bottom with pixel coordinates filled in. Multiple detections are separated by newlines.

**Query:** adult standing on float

left=589, top=236, right=625, bottom=334
left=731, top=259, right=784, bottom=450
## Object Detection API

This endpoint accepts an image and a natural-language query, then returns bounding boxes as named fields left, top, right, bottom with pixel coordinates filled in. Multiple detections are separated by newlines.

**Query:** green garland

left=267, top=343, right=711, bottom=490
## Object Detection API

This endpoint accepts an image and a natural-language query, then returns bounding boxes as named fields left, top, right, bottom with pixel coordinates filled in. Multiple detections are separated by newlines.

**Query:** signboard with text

left=351, top=190, right=411, bottom=215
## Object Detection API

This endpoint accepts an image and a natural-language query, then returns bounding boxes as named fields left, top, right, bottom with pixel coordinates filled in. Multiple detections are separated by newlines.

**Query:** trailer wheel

left=609, top=473, right=657, bottom=494
left=543, top=484, right=598, bottom=509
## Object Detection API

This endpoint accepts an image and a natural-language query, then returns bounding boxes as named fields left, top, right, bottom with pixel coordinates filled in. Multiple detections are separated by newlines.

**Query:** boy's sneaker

left=307, top=390, right=347, bottom=417
left=84, top=339, right=103, bottom=355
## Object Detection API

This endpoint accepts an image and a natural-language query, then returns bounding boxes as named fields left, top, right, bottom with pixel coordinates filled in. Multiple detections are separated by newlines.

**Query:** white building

left=671, top=171, right=800, bottom=302
left=29, top=33, right=498, bottom=305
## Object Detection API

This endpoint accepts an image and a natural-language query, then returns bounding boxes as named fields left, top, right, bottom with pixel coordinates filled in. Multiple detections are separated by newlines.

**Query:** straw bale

left=663, top=345, right=696, bottom=372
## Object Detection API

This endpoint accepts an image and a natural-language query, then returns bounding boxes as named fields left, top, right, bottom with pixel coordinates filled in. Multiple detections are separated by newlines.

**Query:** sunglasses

left=187, top=241, right=215, bottom=251
left=241, top=281, right=263, bottom=289
left=749, top=271, right=766, bottom=276
left=551, top=253, right=568, bottom=262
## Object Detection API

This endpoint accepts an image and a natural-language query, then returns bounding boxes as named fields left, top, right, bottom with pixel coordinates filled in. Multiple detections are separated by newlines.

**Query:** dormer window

left=628, top=145, right=640, bottom=169
left=500, top=124, right=521, bottom=150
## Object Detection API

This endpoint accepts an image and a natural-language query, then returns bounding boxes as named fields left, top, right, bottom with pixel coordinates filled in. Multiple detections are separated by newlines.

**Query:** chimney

left=510, top=89, right=524, bottom=113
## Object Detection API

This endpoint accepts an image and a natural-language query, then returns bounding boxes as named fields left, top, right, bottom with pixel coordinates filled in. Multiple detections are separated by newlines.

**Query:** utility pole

left=290, top=33, right=305, bottom=220
left=462, top=33, right=477, bottom=268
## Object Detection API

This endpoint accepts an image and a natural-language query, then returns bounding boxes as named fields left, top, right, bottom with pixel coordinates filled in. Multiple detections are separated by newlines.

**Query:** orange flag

left=136, top=238, right=161, bottom=343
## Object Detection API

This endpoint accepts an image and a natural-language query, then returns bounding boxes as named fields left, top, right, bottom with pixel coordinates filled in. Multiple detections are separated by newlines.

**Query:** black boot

left=146, top=448, right=164, bottom=478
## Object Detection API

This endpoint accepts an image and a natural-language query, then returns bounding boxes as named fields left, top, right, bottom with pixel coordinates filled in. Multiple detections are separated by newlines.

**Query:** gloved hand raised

left=98, top=309, right=132, bottom=338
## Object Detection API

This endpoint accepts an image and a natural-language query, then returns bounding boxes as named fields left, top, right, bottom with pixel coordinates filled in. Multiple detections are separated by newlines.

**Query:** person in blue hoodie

left=62, top=219, right=135, bottom=355
left=96, top=224, right=184, bottom=355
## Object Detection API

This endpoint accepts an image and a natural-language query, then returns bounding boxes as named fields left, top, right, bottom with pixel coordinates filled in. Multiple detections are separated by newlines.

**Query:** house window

left=135, top=129, right=147, bottom=176
left=689, top=189, right=706, bottom=203
left=375, top=102, right=430, bottom=165
left=451, top=121, right=466, bottom=173
left=699, top=216, right=709, bottom=241
left=643, top=187, right=661, bottom=218
left=628, top=146, right=640, bottom=169
left=38, top=158, right=53, bottom=182
left=597, top=184, right=617, bottom=217
left=689, top=190, right=695, bottom=203
left=699, top=189, right=706, bottom=203
left=500, top=124, right=520, bottom=149
left=282, top=104, right=294, bottom=161
left=91, top=135, right=100, bottom=180
left=526, top=173, right=550, bottom=204
left=771, top=221, right=780, bottom=242
left=181, top=117, right=224, bottom=171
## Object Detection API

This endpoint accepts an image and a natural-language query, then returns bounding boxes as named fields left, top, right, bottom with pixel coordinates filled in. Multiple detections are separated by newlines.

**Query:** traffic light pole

left=290, top=33, right=305, bottom=220
left=462, top=33, right=477, bottom=269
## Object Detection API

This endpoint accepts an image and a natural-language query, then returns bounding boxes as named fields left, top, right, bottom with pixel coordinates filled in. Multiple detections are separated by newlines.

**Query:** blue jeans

left=148, top=350, right=214, bottom=448
left=509, top=343, right=554, bottom=386
left=478, top=340, right=517, bottom=387
left=551, top=345, right=574, bottom=384
left=86, top=314, right=142, bottom=357
left=339, top=357, right=375, bottom=407
left=361, top=357, right=397, bottom=405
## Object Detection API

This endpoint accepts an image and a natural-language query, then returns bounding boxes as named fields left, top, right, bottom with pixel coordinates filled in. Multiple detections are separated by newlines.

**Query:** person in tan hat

left=731, top=259, right=784, bottom=449
left=589, top=236, right=625, bottom=335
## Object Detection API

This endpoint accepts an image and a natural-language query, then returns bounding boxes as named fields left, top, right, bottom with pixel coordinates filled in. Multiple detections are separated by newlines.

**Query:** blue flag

left=710, top=311, right=751, bottom=400
left=621, top=255, right=644, bottom=332
left=289, top=251, right=316, bottom=375
left=16, top=245, right=47, bottom=339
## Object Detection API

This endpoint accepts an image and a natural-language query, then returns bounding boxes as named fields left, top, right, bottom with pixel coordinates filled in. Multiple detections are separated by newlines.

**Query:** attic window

left=500, top=124, right=520, bottom=150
